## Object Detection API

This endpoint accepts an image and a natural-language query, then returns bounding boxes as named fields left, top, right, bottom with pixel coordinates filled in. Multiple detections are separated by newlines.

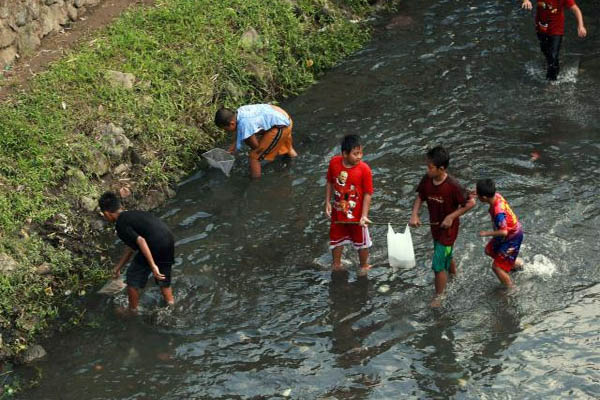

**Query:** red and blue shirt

left=489, top=193, right=521, bottom=238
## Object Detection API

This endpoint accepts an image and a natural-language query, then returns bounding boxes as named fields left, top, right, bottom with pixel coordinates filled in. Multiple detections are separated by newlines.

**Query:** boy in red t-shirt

left=409, top=146, right=475, bottom=301
left=522, top=0, right=587, bottom=80
left=325, top=135, right=374, bottom=277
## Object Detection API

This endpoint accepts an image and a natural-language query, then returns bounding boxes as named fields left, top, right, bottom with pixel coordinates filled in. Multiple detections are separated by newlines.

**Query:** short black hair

left=476, top=179, right=496, bottom=198
left=341, top=134, right=361, bottom=154
left=98, top=192, right=121, bottom=213
left=426, top=145, right=449, bottom=169
left=214, top=108, right=236, bottom=128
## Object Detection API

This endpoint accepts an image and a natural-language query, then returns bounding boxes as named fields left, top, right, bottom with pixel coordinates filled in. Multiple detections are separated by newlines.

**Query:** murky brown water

left=18, top=1, right=600, bottom=398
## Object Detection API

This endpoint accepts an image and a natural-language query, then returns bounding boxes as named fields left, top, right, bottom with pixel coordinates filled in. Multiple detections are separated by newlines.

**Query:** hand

left=112, top=266, right=122, bottom=279
left=151, top=265, right=166, bottom=281
left=359, top=216, right=372, bottom=226
left=441, top=215, right=454, bottom=229
left=227, top=143, right=236, bottom=155
left=578, top=25, right=587, bottom=38
left=479, top=230, right=489, bottom=237
left=521, top=0, right=532, bottom=10
left=325, top=202, right=332, bottom=217
left=409, top=214, right=421, bottom=228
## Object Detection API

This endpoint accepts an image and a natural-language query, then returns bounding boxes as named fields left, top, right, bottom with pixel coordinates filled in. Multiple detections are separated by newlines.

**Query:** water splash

left=523, top=254, right=557, bottom=278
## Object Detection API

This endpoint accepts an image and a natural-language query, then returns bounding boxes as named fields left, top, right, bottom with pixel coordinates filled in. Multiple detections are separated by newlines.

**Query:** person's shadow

left=328, top=270, right=386, bottom=368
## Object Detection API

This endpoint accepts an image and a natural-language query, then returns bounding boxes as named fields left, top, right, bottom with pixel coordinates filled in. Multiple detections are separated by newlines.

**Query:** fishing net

left=202, top=148, right=235, bottom=177
left=97, top=278, right=126, bottom=295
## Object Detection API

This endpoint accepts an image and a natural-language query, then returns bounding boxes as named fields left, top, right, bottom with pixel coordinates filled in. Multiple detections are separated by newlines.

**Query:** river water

left=19, top=1, right=600, bottom=399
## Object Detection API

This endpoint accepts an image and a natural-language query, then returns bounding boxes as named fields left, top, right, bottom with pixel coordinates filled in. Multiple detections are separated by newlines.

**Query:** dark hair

left=214, top=108, right=236, bottom=128
left=98, top=191, right=121, bottom=213
left=426, top=145, right=449, bottom=169
left=476, top=179, right=496, bottom=198
left=341, top=134, right=361, bottom=154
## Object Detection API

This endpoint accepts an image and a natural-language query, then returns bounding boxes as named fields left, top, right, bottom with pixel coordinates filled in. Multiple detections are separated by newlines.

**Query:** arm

left=479, top=228, right=508, bottom=238
left=441, top=197, right=476, bottom=229
left=359, top=193, right=372, bottom=226
left=570, top=5, right=587, bottom=37
left=136, top=236, right=166, bottom=280
left=521, top=0, right=532, bottom=10
left=113, top=247, right=135, bottom=278
left=243, top=134, right=261, bottom=150
left=409, top=195, right=423, bottom=227
left=325, top=182, right=332, bottom=217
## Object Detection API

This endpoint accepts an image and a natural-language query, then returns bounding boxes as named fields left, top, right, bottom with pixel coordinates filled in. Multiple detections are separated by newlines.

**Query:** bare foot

left=115, top=306, right=137, bottom=317
left=430, top=296, right=442, bottom=308
left=357, top=264, right=371, bottom=277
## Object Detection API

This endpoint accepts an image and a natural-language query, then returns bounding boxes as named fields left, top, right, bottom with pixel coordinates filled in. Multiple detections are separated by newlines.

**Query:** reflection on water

left=19, top=0, right=600, bottom=398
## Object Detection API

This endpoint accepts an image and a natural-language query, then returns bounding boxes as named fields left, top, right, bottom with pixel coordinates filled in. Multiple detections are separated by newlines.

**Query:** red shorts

left=329, top=222, right=372, bottom=250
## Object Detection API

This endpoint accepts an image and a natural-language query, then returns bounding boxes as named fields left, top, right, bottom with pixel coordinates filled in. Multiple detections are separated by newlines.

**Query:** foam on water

left=522, top=254, right=557, bottom=278
left=525, top=60, right=579, bottom=84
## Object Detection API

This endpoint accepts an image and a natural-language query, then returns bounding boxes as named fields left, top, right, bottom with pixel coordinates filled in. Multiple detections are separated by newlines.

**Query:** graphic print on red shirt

left=326, top=155, right=373, bottom=223
left=416, top=174, right=469, bottom=246
left=535, top=0, right=575, bottom=35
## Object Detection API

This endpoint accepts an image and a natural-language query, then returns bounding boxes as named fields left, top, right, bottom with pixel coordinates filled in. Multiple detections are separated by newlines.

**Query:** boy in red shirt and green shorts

left=410, top=146, right=475, bottom=302
left=521, top=0, right=587, bottom=81
left=325, top=135, right=373, bottom=278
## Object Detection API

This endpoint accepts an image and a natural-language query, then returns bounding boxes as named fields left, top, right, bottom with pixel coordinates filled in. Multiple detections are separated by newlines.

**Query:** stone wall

left=0, top=0, right=102, bottom=69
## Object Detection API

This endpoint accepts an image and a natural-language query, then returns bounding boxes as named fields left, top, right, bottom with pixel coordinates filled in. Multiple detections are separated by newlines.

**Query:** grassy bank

left=0, top=0, right=385, bottom=384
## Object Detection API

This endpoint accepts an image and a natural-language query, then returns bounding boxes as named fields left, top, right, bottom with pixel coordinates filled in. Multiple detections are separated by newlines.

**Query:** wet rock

left=99, top=123, right=132, bottom=159
left=36, top=263, right=52, bottom=275
left=80, top=196, right=97, bottom=212
left=21, top=344, right=47, bottom=364
left=0, top=253, right=18, bottom=275
left=105, top=70, right=136, bottom=90
left=165, top=187, right=176, bottom=199
left=139, top=190, right=166, bottom=211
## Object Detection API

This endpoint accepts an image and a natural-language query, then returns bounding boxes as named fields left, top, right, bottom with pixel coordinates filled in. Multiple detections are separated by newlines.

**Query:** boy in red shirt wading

left=522, top=0, right=587, bottom=80
left=325, top=135, right=373, bottom=277
left=410, top=146, right=475, bottom=302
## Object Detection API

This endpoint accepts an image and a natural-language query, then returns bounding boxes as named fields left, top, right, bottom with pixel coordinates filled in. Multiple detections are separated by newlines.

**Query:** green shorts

left=432, top=241, right=453, bottom=273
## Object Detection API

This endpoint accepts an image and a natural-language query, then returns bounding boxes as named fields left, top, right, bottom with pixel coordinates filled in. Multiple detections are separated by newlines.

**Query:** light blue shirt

left=236, top=104, right=290, bottom=150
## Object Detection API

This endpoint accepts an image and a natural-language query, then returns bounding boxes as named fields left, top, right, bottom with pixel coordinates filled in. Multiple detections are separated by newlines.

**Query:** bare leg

left=492, top=265, right=514, bottom=287
left=357, top=248, right=370, bottom=277
left=249, top=158, right=262, bottom=179
left=514, top=257, right=524, bottom=269
left=449, top=259, right=457, bottom=276
left=127, top=286, right=140, bottom=311
left=434, top=271, right=448, bottom=296
left=288, top=146, right=298, bottom=158
left=160, top=286, right=175, bottom=306
left=332, top=246, right=344, bottom=271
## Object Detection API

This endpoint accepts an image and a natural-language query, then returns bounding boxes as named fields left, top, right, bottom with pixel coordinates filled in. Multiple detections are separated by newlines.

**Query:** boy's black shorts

left=125, top=259, right=172, bottom=289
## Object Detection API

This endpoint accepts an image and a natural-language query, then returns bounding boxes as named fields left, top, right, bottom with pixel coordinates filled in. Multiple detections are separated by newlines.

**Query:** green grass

left=0, top=0, right=376, bottom=364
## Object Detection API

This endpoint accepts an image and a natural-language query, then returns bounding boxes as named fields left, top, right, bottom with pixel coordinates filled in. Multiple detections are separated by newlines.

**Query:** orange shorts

left=249, top=120, right=293, bottom=162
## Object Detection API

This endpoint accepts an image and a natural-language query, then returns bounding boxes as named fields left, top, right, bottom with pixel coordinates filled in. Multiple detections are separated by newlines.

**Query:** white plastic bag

left=202, top=148, right=235, bottom=177
left=387, top=224, right=416, bottom=268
